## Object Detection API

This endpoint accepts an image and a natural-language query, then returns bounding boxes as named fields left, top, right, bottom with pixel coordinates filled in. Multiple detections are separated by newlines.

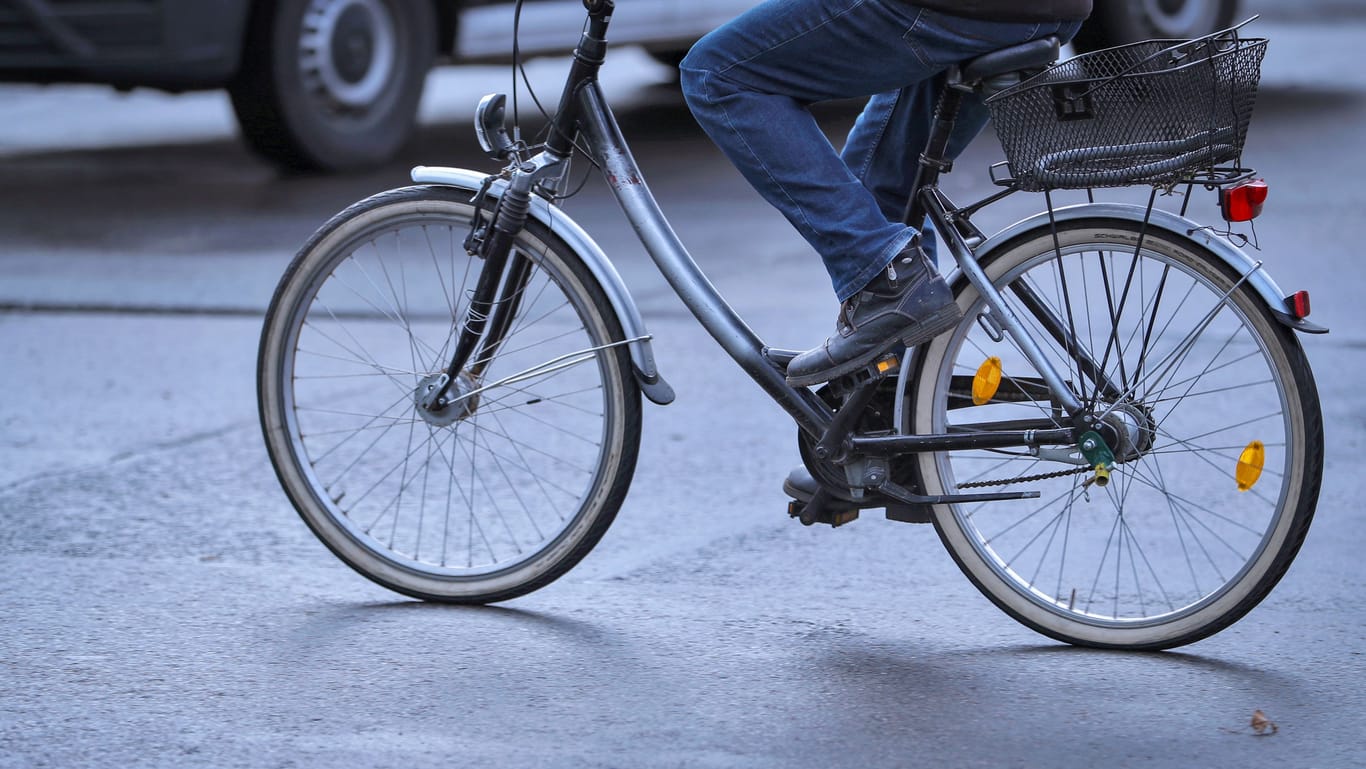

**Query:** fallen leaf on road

left=1250, top=709, right=1279, bottom=736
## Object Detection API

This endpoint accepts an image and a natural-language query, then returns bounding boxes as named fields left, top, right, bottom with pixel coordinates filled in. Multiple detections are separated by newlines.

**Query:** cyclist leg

left=681, top=0, right=917, bottom=301
left=839, top=78, right=981, bottom=266
left=842, top=17, right=1082, bottom=262
left=681, top=1, right=1077, bottom=384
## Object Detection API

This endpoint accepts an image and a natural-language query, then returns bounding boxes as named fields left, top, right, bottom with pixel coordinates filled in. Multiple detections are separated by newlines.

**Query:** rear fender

left=958, top=203, right=1327, bottom=335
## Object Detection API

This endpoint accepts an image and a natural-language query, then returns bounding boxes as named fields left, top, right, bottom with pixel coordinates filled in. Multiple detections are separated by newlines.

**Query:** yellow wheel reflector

left=973, top=356, right=1003, bottom=405
left=1236, top=441, right=1265, bottom=491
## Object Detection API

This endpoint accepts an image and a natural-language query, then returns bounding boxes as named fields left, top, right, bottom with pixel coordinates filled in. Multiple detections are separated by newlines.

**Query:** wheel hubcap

left=300, top=0, right=398, bottom=111
left=1141, top=0, right=1219, bottom=37
left=332, top=6, right=375, bottom=84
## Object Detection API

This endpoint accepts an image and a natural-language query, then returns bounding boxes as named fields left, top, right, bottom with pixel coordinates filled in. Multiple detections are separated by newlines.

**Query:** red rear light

left=1221, top=179, right=1269, bottom=222
left=1288, top=290, right=1311, bottom=319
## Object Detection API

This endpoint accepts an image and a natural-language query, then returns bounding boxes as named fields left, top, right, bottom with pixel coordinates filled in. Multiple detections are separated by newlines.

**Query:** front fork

left=421, top=162, right=555, bottom=413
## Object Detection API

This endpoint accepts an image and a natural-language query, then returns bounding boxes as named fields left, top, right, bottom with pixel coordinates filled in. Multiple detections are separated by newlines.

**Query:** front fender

left=411, top=165, right=675, bottom=405
left=962, top=203, right=1327, bottom=335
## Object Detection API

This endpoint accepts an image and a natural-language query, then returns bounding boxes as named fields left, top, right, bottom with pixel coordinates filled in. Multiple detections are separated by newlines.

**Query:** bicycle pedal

left=861, top=352, right=902, bottom=381
left=831, top=352, right=903, bottom=390
left=787, top=499, right=859, bottom=528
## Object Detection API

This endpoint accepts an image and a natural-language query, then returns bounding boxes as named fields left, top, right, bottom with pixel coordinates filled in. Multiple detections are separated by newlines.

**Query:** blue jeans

left=680, top=0, right=1081, bottom=300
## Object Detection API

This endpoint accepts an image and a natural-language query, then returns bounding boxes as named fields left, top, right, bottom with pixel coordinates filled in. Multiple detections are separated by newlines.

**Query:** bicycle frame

left=432, top=1, right=1122, bottom=504
left=260, top=2, right=1327, bottom=645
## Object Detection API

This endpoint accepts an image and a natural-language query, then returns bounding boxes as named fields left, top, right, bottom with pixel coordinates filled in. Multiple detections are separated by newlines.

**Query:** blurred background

left=2, top=1, right=1365, bottom=766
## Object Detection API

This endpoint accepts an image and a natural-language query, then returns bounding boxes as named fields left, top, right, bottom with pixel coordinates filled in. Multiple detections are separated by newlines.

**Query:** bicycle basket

left=985, top=29, right=1267, bottom=191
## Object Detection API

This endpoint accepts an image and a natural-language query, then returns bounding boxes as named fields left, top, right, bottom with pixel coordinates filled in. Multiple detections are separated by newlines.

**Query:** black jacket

left=911, top=0, right=1093, bottom=22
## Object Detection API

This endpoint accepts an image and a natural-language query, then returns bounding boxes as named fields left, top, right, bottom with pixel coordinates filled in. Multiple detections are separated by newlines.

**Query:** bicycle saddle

left=960, top=36, right=1060, bottom=86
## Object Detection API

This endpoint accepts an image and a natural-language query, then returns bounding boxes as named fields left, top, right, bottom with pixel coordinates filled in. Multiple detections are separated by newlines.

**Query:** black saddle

left=957, top=36, right=1060, bottom=91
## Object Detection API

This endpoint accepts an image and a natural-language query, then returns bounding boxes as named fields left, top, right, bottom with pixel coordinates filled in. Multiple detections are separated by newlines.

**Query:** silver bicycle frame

left=920, top=190, right=1087, bottom=416
left=574, top=81, right=835, bottom=436
left=418, top=4, right=1317, bottom=507
left=574, top=78, right=1088, bottom=434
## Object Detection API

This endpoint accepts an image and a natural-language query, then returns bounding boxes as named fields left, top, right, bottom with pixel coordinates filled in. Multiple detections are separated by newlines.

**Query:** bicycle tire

left=258, top=185, right=642, bottom=602
left=908, top=218, right=1322, bottom=649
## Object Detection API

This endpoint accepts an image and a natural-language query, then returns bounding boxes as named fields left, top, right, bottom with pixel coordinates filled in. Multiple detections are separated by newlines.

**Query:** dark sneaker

left=786, top=243, right=961, bottom=387
left=783, top=465, right=854, bottom=502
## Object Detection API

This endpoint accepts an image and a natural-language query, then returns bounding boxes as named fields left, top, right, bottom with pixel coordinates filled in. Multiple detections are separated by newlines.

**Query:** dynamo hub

left=1096, top=402, right=1156, bottom=463
left=415, top=372, right=480, bottom=427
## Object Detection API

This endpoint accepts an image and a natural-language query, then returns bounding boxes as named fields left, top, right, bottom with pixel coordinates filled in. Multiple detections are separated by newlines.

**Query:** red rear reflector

left=1289, top=290, right=1311, bottom=319
left=1221, top=179, right=1269, bottom=222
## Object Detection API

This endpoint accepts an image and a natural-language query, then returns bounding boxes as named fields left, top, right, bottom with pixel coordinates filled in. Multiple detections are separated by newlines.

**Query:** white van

left=0, top=0, right=1237, bottom=171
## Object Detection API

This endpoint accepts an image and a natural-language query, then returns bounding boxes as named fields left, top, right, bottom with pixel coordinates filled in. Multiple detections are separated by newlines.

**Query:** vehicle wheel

left=258, top=186, right=643, bottom=602
left=229, top=0, right=436, bottom=172
left=1072, top=0, right=1239, bottom=52
left=908, top=219, right=1322, bottom=649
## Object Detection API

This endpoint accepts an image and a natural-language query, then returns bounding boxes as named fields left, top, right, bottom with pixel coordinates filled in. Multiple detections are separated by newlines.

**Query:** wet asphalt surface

left=2, top=8, right=1365, bottom=768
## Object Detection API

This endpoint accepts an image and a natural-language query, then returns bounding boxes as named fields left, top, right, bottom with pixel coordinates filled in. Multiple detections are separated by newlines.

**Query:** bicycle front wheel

left=909, top=218, right=1322, bottom=649
left=258, top=185, right=642, bottom=603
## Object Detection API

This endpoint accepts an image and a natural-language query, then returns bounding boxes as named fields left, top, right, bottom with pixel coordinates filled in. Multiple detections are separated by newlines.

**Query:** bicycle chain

left=956, top=465, right=1092, bottom=489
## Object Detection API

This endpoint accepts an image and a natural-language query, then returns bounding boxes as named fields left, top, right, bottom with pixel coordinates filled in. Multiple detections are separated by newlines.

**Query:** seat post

left=901, top=83, right=965, bottom=231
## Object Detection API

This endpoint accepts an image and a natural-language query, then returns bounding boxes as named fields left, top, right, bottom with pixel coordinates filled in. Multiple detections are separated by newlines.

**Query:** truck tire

left=1072, top=0, right=1239, bottom=52
left=229, top=0, right=437, bottom=172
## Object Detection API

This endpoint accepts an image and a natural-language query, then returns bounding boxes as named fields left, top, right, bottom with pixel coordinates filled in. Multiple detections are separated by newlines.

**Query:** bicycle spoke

left=345, top=248, right=449, bottom=367
left=305, top=387, right=416, bottom=464
left=302, top=310, right=415, bottom=397
left=458, top=414, right=527, bottom=560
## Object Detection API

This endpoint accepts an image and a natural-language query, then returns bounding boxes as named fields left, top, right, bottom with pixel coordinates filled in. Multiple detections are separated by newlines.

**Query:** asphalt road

left=2, top=10, right=1365, bottom=769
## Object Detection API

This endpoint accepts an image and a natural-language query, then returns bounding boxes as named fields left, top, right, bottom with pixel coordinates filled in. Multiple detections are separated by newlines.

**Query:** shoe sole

left=782, top=477, right=814, bottom=502
left=785, top=302, right=962, bottom=387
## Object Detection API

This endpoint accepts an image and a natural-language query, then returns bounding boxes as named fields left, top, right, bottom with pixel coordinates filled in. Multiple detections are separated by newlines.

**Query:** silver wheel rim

left=276, top=206, right=618, bottom=580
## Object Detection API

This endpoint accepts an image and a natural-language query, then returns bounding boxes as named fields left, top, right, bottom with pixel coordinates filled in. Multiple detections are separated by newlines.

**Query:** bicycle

left=257, top=2, right=1325, bottom=650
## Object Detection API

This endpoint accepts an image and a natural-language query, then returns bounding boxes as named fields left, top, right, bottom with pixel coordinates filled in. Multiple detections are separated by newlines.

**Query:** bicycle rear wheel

left=258, top=185, right=641, bottom=602
left=909, top=218, right=1322, bottom=649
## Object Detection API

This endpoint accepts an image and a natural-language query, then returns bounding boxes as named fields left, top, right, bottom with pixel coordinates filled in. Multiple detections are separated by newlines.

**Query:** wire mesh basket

left=985, top=27, right=1267, bottom=191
